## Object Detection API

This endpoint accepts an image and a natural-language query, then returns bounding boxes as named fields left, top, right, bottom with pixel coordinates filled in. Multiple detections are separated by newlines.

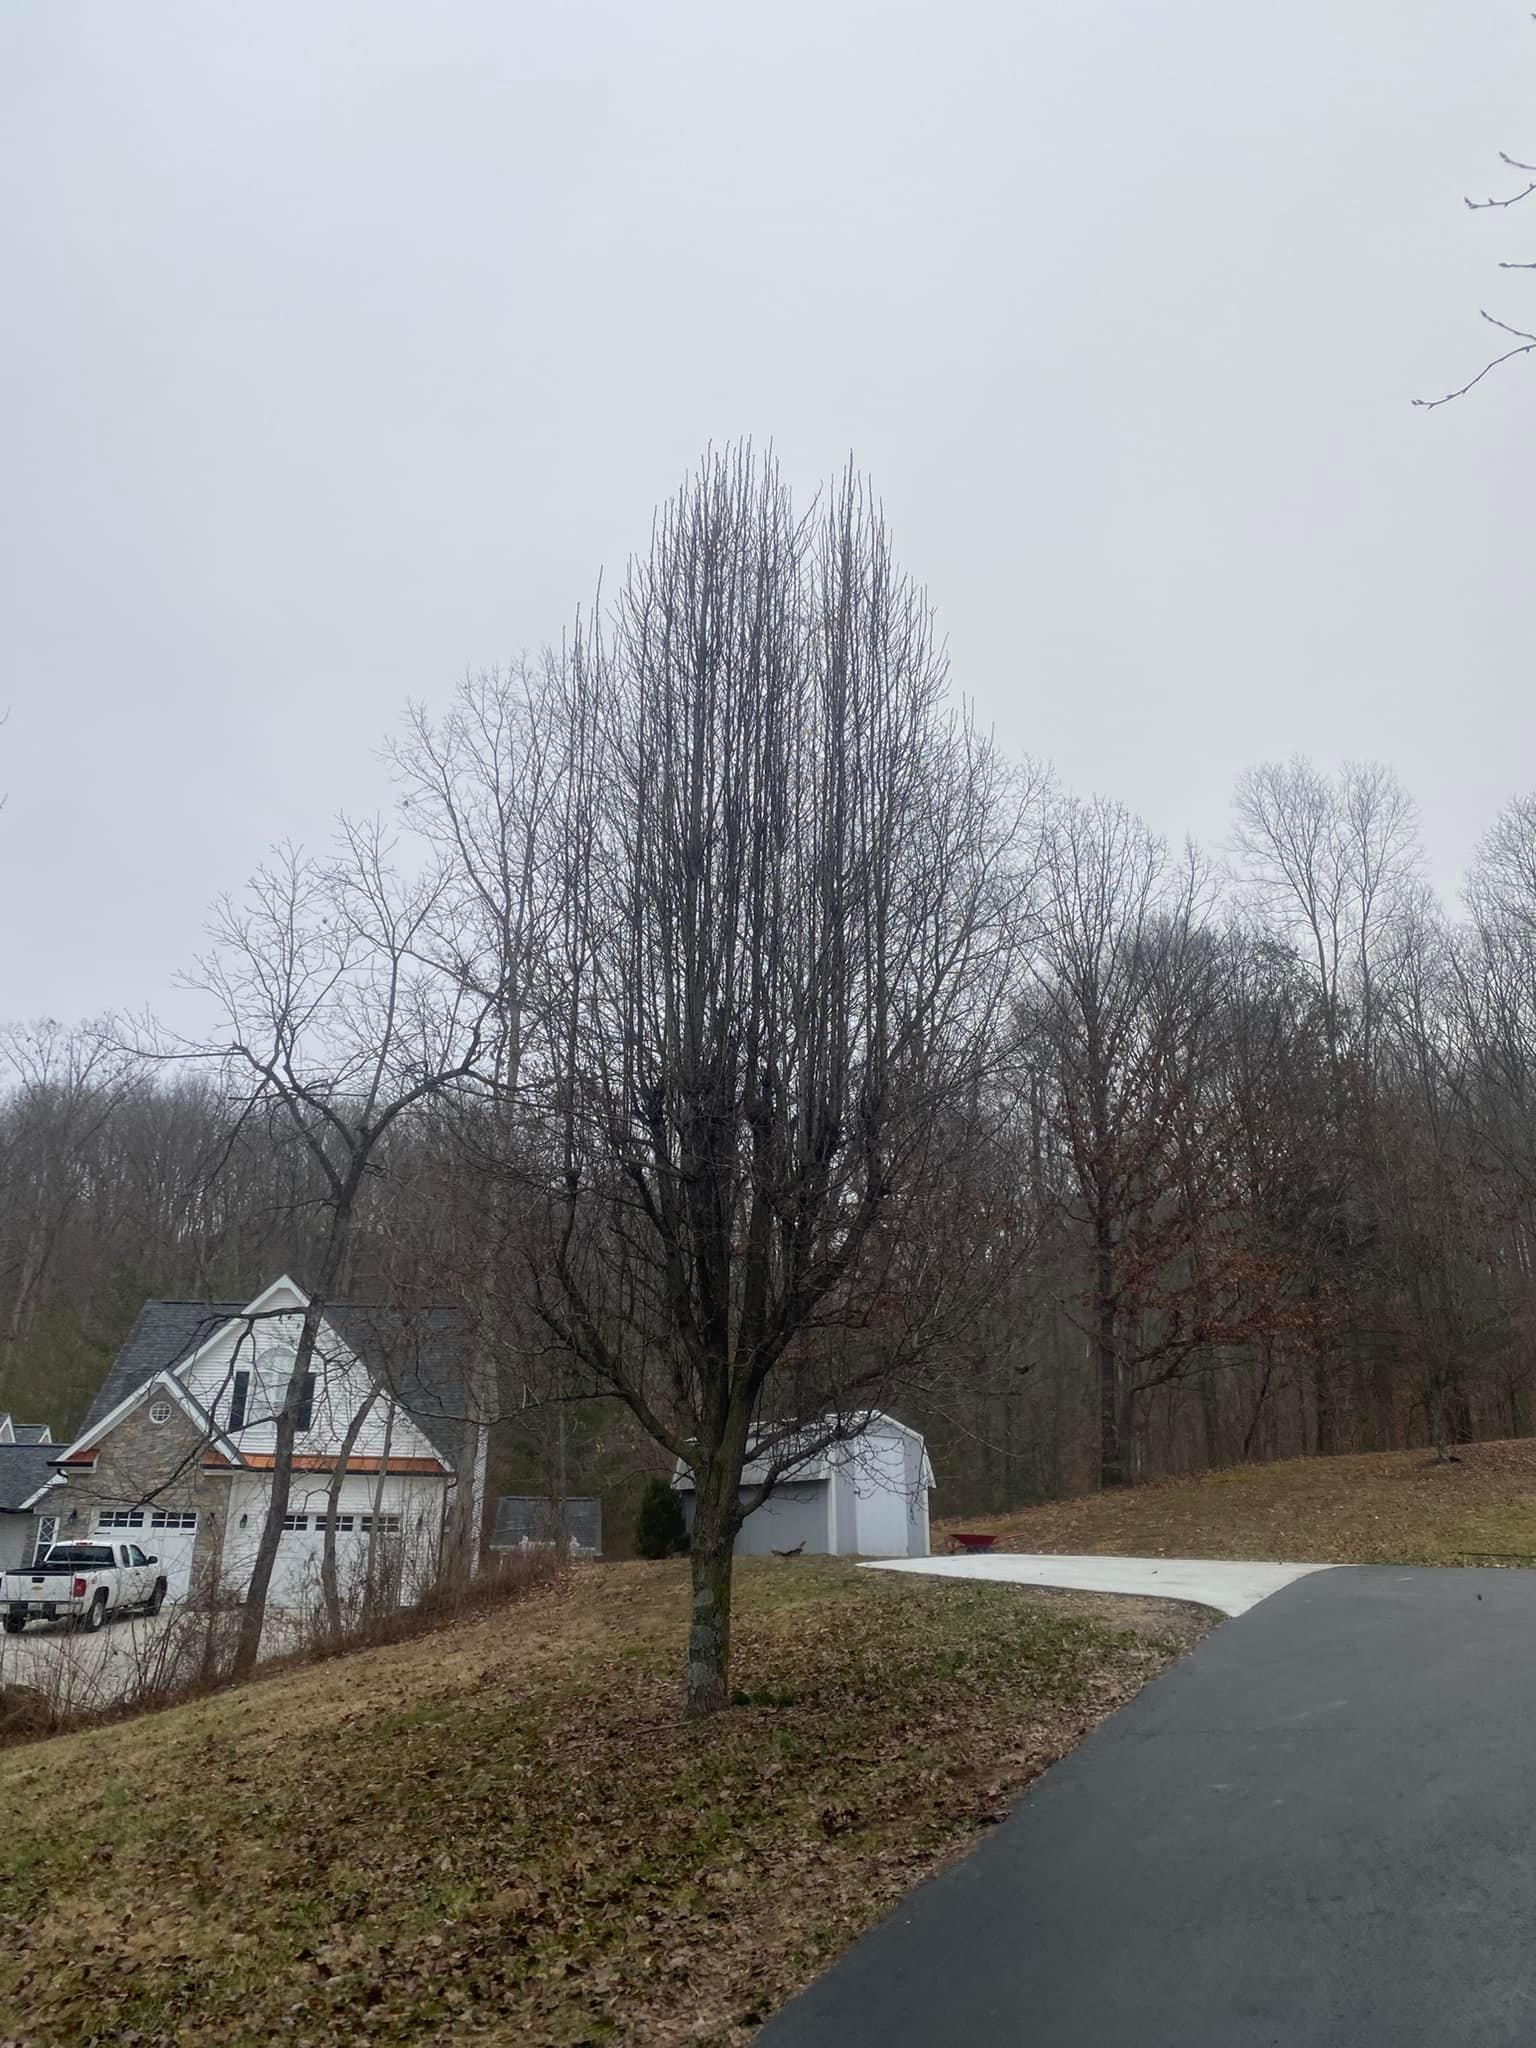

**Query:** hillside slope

left=955, top=1438, right=1536, bottom=1565
left=0, top=1559, right=1205, bottom=2047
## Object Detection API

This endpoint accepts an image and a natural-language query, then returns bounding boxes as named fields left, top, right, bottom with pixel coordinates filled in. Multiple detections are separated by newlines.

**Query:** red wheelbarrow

left=949, top=1531, right=997, bottom=1555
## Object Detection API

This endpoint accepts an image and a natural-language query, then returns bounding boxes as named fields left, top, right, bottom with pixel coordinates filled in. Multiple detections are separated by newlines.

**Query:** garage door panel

left=146, top=1515, right=199, bottom=1600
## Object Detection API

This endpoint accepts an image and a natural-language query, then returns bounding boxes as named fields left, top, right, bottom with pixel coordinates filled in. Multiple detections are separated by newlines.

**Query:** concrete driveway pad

left=864, top=1550, right=1333, bottom=1615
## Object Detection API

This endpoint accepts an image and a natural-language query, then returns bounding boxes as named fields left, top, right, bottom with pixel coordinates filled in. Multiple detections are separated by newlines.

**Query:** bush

left=634, top=1477, right=689, bottom=1559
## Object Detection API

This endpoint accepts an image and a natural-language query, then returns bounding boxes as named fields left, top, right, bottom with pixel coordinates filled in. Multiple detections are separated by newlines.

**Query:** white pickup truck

left=2, top=1540, right=169, bottom=1634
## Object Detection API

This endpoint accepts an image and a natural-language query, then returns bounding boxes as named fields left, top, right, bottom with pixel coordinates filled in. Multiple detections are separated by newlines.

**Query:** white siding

left=177, top=1290, right=445, bottom=1473
left=674, top=1411, right=934, bottom=1560
left=732, top=1481, right=832, bottom=1557
left=219, top=1470, right=447, bottom=1611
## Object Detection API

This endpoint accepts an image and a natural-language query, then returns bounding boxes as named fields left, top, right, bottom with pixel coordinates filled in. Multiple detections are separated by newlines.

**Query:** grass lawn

left=954, top=1436, right=1536, bottom=1566
left=0, top=1559, right=1207, bottom=2047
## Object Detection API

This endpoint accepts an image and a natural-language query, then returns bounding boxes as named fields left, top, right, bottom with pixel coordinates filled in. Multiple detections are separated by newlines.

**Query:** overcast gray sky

left=2, top=0, right=1533, bottom=1025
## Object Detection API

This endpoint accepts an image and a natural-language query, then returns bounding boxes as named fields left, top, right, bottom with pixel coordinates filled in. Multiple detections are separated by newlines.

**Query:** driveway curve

left=760, top=1565, right=1536, bottom=2047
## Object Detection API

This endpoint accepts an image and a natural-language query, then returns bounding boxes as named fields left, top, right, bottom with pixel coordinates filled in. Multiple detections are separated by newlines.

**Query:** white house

left=41, top=1277, right=488, bottom=1613
left=673, top=1412, right=934, bottom=1559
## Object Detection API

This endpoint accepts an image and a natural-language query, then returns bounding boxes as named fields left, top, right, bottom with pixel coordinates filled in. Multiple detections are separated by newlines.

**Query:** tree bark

left=684, top=1459, right=742, bottom=1715
left=687, top=1532, right=735, bottom=1717
left=1198, top=1370, right=1221, bottom=1469
left=1096, top=1233, right=1126, bottom=1488
left=1311, top=1338, right=1335, bottom=1457
left=321, top=1387, right=378, bottom=1637
left=233, top=1295, right=327, bottom=1679
left=364, top=1400, right=396, bottom=1615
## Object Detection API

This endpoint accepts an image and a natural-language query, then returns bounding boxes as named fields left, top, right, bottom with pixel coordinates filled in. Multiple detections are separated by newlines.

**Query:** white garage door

left=145, top=1511, right=199, bottom=1600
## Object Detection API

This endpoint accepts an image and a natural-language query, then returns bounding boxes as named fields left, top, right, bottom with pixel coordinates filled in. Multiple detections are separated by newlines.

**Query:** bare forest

left=7, top=450, right=1536, bottom=1700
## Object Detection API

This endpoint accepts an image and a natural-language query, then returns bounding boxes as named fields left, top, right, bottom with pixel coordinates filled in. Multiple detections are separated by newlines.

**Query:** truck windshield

left=34, top=1545, right=115, bottom=1569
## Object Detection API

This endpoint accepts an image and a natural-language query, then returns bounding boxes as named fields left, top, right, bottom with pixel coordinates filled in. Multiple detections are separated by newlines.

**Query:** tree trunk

left=364, top=1401, right=396, bottom=1616
left=1242, top=1339, right=1276, bottom=1460
left=684, top=1462, right=742, bottom=1716
left=1198, top=1370, right=1221, bottom=1469
left=687, top=1531, right=734, bottom=1717
left=232, top=1295, right=327, bottom=1680
left=1312, top=1350, right=1334, bottom=1456
left=321, top=1388, right=379, bottom=1638
left=1096, top=1234, right=1127, bottom=1488
left=1311, top=1323, right=1335, bottom=1458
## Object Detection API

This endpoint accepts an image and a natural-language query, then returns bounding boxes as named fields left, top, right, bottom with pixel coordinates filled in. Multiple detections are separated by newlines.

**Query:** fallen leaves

left=0, top=1561, right=1208, bottom=2047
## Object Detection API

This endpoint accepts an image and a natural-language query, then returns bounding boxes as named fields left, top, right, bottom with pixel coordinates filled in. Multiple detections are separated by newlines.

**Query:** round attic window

left=148, top=1400, right=173, bottom=1426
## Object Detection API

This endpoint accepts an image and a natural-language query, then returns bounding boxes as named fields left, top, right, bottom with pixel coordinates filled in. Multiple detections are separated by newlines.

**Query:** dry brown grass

left=0, top=1555, right=562, bottom=1751
left=946, top=1437, right=1536, bottom=1566
left=0, top=1558, right=1207, bottom=2047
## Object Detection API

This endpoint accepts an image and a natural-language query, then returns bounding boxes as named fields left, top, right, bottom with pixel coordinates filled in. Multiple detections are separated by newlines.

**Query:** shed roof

left=673, top=1411, right=931, bottom=1490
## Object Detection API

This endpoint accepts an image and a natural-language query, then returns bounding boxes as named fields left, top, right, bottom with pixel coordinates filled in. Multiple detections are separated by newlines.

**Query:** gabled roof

left=321, top=1303, right=474, bottom=1465
left=12, top=1424, right=51, bottom=1444
left=55, top=1367, right=246, bottom=1472
left=673, top=1411, right=931, bottom=1489
left=78, top=1301, right=248, bottom=1438
left=0, top=1443, right=66, bottom=1513
left=75, top=1290, right=475, bottom=1470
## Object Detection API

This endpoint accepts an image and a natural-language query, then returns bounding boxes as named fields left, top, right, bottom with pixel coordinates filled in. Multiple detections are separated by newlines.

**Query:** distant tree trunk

left=1198, top=1369, right=1221, bottom=1468
left=1242, top=1339, right=1276, bottom=1459
left=234, top=1294, right=328, bottom=1677
left=321, top=1387, right=379, bottom=1637
left=1096, top=1232, right=1127, bottom=1488
left=364, top=1401, right=396, bottom=1614
left=1312, top=1338, right=1335, bottom=1457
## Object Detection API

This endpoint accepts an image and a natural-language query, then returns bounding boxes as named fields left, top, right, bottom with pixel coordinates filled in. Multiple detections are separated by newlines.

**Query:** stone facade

left=58, top=1391, right=234, bottom=1591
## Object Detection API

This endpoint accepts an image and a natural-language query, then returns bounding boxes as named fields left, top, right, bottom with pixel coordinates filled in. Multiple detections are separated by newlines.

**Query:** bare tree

left=169, top=826, right=495, bottom=1674
left=1025, top=799, right=1252, bottom=1487
left=386, top=662, right=571, bottom=1506
left=1416, top=23, right=1536, bottom=413
left=519, top=446, right=1029, bottom=1714
left=0, top=1024, right=138, bottom=1408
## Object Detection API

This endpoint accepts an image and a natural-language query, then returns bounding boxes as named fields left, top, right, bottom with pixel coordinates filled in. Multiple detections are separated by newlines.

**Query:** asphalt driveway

left=760, top=1566, right=1536, bottom=2047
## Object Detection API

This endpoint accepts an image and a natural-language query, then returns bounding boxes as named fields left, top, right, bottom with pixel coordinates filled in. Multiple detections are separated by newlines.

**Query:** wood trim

left=238, top=1454, right=448, bottom=1475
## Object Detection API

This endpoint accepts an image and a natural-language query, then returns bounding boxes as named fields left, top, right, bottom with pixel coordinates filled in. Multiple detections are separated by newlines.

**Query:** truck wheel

left=80, top=1591, right=108, bottom=1633
left=148, top=1580, right=167, bottom=1616
left=2, top=1615, right=23, bottom=1635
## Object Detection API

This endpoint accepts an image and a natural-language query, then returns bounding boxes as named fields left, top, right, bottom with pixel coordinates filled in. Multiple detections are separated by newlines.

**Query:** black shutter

left=229, top=1370, right=249, bottom=1431
left=296, top=1373, right=315, bottom=1433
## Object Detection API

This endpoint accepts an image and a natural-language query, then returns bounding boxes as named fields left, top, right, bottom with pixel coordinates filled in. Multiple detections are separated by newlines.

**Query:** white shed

left=673, top=1412, right=933, bottom=1559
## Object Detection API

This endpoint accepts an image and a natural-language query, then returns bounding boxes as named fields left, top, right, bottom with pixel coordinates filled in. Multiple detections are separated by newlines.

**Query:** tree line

left=5, top=446, right=1536, bottom=1706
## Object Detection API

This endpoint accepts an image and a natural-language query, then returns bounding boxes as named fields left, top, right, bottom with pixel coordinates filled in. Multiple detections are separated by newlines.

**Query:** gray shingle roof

left=323, top=1304, right=475, bottom=1465
left=0, top=1443, right=64, bottom=1513
left=78, top=1298, right=475, bottom=1468
left=11, top=1424, right=51, bottom=1444
left=78, top=1302, right=247, bottom=1438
